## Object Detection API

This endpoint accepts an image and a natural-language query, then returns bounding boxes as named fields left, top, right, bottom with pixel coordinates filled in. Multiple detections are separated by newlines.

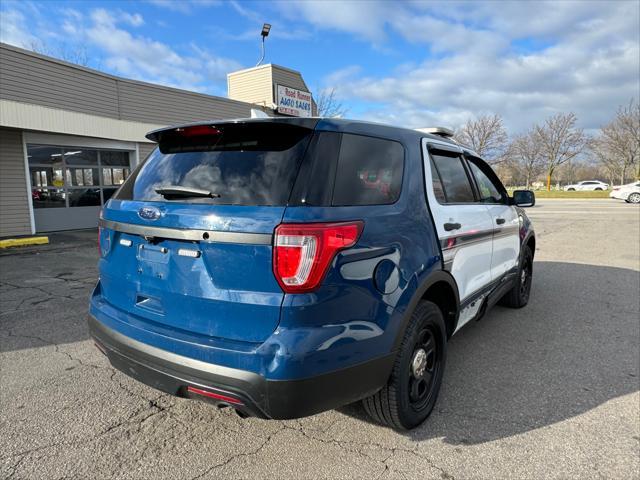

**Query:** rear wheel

left=628, top=192, right=640, bottom=204
left=500, top=246, right=533, bottom=308
left=595, top=188, right=603, bottom=191
left=362, top=301, right=446, bottom=430
left=567, top=188, right=575, bottom=191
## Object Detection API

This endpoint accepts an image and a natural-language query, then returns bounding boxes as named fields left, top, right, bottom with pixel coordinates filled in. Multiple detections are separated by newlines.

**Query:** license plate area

left=137, top=244, right=170, bottom=279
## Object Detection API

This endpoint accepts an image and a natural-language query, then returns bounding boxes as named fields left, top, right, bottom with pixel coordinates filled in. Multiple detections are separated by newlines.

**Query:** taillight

left=273, top=221, right=364, bottom=293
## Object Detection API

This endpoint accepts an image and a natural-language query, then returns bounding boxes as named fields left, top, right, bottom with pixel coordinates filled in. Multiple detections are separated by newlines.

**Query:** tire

left=500, top=245, right=533, bottom=308
left=595, top=188, right=603, bottom=191
left=628, top=192, right=640, bottom=204
left=567, top=188, right=575, bottom=191
left=362, top=301, right=446, bottom=430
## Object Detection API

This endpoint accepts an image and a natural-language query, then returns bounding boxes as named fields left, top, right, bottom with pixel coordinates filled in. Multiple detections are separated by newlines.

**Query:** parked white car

left=609, top=181, right=640, bottom=203
left=563, top=180, right=609, bottom=191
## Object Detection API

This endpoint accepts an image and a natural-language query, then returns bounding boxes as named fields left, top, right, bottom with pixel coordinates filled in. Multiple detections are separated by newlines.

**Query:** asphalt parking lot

left=1, top=199, right=638, bottom=480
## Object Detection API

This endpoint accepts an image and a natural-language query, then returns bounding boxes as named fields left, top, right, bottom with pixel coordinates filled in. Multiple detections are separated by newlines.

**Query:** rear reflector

left=273, top=221, right=363, bottom=293
left=187, top=386, right=243, bottom=405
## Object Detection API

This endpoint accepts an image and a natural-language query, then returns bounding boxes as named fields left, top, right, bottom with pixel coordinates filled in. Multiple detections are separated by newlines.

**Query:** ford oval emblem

left=138, top=206, right=161, bottom=221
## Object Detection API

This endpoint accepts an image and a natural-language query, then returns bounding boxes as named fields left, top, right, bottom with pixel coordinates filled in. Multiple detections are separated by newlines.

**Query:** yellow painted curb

left=0, top=236, right=49, bottom=249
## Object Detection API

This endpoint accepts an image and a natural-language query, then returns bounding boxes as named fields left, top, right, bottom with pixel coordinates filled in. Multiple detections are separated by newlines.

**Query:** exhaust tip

left=235, top=409, right=249, bottom=419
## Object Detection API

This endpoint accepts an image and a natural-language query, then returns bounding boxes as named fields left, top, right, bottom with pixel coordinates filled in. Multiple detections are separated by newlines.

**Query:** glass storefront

left=28, top=145, right=131, bottom=210
left=27, top=144, right=133, bottom=232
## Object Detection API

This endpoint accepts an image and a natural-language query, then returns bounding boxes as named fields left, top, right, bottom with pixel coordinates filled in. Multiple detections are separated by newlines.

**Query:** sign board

left=276, top=85, right=312, bottom=117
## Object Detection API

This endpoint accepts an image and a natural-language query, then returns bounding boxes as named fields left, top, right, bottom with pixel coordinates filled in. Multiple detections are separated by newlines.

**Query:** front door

left=422, top=141, right=494, bottom=307
left=465, top=156, right=520, bottom=281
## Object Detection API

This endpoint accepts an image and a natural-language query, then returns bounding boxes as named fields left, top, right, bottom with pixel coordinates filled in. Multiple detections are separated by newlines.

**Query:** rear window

left=114, top=123, right=312, bottom=206
left=429, top=150, right=475, bottom=203
left=332, top=134, right=404, bottom=206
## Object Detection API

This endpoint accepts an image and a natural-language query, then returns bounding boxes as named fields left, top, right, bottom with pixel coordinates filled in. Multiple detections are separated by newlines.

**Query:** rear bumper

left=89, top=314, right=394, bottom=419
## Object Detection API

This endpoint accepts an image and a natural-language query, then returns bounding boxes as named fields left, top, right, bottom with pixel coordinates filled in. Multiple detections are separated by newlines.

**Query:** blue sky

left=1, top=0, right=638, bottom=133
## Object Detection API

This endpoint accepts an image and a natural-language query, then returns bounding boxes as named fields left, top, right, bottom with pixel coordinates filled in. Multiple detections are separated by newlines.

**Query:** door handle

left=496, top=218, right=506, bottom=225
left=444, top=222, right=461, bottom=231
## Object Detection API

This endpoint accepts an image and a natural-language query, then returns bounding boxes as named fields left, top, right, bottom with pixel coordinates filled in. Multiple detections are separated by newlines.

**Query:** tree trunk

left=546, top=173, right=552, bottom=191
left=621, top=166, right=626, bottom=185
left=525, top=171, right=530, bottom=189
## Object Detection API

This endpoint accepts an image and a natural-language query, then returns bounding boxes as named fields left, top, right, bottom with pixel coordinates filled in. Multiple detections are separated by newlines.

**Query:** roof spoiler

left=415, top=127, right=455, bottom=138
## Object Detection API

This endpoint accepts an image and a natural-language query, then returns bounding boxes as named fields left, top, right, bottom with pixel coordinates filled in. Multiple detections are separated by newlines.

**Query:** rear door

left=422, top=141, right=494, bottom=305
left=465, top=156, right=520, bottom=281
left=98, top=121, right=314, bottom=343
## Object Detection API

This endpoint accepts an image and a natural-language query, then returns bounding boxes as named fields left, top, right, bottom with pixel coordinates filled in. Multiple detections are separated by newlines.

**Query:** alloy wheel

left=408, top=328, right=439, bottom=411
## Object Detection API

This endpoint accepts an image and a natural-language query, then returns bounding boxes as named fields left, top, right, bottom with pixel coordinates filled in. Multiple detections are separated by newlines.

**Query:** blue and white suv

left=89, top=118, right=536, bottom=430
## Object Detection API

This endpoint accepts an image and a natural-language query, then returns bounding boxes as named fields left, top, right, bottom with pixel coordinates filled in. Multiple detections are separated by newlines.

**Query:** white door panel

left=485, top=205, right=520, bottom=280
left=443, top=227, right=493, bottom=300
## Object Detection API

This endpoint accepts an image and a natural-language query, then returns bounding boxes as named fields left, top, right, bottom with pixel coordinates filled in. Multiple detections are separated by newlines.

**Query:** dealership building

left=0, top=42, right=315, bottom=237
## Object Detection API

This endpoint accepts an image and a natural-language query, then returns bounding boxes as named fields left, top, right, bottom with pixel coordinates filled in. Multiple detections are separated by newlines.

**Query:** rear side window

left=429, top=151, right=475, bottom=203
left=332, top=134, right=404, bottom=206
left=115, top=123, right=312, bottom=206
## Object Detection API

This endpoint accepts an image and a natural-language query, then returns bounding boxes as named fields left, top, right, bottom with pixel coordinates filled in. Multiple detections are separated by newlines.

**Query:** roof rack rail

left=415, top=127, right=455, bottom=138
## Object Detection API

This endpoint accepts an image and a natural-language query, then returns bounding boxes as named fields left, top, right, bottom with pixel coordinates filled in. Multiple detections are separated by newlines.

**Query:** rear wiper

left=155, top=186, right=221, bottom=199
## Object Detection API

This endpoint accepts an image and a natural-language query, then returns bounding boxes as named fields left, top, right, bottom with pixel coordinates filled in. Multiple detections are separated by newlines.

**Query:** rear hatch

left=98, top=120, right=316, bottom=343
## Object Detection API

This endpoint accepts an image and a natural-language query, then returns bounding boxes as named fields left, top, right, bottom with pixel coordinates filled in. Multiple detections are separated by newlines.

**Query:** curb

left=0, top=236, right=50, bottom=249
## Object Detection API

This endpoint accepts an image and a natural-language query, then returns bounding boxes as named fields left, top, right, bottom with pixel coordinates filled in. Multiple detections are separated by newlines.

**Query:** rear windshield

left=114, top=123, right=312, bottom=206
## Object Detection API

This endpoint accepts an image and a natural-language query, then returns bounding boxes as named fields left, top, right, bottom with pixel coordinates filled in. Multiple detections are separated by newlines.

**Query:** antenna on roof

left=415, top=127, right=455, bottom=138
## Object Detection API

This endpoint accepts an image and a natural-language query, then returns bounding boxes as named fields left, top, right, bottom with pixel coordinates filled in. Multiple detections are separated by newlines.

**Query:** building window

left=27, top=144, right=131, bottom=209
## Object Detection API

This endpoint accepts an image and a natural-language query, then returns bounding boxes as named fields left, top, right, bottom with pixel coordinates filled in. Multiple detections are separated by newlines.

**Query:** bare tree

left=316, top=88, right=349, bottom=118
left=454, top=113, right=508, bottom=164
left=591, top=99, right=640, bottom=185
left=30, top=41, right=91, bottom=67
left=507, top=129, right=543, bottom=189
left=534, top=112, right=585, bottom=190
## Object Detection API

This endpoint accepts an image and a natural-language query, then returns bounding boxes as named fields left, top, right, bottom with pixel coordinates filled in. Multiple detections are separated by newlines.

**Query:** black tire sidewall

left=395, top=302, right=447, bottom=429
left=519, top=246, right=534, bottom=306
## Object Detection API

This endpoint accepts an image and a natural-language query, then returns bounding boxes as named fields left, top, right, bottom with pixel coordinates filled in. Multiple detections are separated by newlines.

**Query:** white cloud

left=77, top=8, right=241, bottom=91
left=0, top=9, right=37, bottom=47
left=311, top=1, right=640, bottom=133
left=120, top=12, right=144, bottom=27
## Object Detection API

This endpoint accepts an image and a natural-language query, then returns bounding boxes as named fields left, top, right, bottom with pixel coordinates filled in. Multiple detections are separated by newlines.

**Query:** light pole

left=256, top=23, right=271, bottom=67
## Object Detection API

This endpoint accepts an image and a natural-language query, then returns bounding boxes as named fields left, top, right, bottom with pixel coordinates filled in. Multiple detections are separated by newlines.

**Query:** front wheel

left=500, top=245, right=533, bottom=308
left=567, top=188, right=575, bottom=191
left=628, top=192, right=640, bottom=204
left=362, top=301, right=446, bottom=430
left=595, top=188, right=603, bottom=191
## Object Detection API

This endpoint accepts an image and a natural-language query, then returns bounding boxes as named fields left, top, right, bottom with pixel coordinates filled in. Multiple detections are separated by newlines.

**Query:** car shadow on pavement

left=339, top=261, right=640, bottom=444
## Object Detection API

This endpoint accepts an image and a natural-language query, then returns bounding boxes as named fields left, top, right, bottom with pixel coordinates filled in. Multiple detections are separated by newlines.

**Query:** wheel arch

left=525, top=234, right=536, bottom=260
left=393, top=270, right=460, bottom=349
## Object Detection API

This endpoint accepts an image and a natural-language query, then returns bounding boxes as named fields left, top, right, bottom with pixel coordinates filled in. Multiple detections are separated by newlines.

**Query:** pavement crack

left=188, top=425, right=286, bottom=480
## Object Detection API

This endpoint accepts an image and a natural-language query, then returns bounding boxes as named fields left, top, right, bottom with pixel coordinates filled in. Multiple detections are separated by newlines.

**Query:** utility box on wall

left=227, top=64, right=317, bottom=117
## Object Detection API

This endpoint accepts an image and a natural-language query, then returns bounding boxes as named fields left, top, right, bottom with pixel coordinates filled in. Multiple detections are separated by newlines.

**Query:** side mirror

left=512, top=190, right=535, bottom=207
